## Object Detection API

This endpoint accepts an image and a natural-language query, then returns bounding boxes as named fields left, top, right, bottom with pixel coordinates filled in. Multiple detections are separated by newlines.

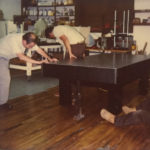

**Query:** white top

left=53, top=25, right=85, bottom=45
left=0, top=33, right=39, bottom=60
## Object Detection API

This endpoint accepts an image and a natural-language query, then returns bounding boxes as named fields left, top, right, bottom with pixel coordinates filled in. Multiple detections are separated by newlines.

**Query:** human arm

left=59, top=34, right=77, bottom=59
left=17, top=53, right=49, bottom=64
left=35, top=47, right=58, bottom=62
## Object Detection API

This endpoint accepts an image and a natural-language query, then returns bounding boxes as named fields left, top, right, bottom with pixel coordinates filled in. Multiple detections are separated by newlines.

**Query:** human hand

left=69, top=53, right=77, bottom=59
left=50, top=58, right=58, bottom=62
left=41, top=59, right=49, bottom=64
left=83, top=53, right=85, bottom=58
left=46, top=58, right=58, bottom=63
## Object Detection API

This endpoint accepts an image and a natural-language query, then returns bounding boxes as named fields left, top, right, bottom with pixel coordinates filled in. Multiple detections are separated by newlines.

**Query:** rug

left=9, top=70, right=58, bottom=99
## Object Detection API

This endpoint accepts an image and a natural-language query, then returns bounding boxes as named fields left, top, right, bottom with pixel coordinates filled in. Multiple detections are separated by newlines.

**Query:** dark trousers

left=65, top=43, right=86, bottom=59
left=115, top=99, right=150, bottom=126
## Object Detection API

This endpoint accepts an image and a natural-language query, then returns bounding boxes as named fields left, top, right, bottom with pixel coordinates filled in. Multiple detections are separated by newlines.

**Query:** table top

left=48, top=53, right=149, bottom=68
left=43, top=53, right=150, bottom=85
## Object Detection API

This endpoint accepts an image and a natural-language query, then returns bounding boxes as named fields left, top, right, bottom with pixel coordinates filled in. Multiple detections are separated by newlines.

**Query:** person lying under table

left=100, top=98, right=150, bottom=126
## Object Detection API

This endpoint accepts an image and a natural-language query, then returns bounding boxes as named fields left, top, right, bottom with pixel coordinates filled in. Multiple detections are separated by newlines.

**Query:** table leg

left=59, top=79, right=72, bottom=105
left=138, top=75, right=149, bottom=95
left=59, top=80, right=85, bottom=120
left=73, top=80, right=85, bottom=121
left=108, top=85, right=122, bottom=115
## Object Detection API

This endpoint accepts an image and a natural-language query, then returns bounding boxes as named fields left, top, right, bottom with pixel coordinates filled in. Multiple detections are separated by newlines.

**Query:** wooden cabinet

left=75, top=0, right=134, bottom=33
left=21, top=0, right=75, bottom=27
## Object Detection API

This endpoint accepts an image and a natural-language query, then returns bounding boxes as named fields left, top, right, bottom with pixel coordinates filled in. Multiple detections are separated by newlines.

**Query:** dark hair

left=23, top=32, right=38, bottom=44
left=45, top=26, right=54, bottom=38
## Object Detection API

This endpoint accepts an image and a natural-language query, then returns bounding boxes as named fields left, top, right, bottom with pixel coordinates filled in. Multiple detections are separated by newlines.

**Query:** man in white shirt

left=0, top=32, right=57, bottom=108
left=45, top=25, right=86, bottom=59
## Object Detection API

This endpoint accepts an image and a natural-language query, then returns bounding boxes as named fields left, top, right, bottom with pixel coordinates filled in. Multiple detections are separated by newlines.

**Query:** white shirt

left=53, top=25, right=85, bottom=45
left=0, top=33, right=39, bottom=60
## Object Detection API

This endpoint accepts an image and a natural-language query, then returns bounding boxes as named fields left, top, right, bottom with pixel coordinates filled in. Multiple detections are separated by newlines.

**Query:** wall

left=0, top=0, right=21, bottom=20
left=133, top=0, right=150, bottom=54
left=75, top=0, right=134, bottom=33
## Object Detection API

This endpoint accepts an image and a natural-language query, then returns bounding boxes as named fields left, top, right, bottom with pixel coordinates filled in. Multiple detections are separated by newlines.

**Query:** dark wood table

left=43, top=53, right=150, bottom=120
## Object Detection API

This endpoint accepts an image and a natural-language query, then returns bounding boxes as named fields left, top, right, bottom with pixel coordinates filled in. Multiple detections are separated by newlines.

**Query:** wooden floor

left=0, top=81, right=150, bottom=150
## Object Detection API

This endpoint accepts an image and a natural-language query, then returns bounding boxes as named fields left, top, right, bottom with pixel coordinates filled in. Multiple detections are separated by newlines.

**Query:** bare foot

left=100, top=109, right=115, bottom=124
left=122, top=106, right=136, bottom=114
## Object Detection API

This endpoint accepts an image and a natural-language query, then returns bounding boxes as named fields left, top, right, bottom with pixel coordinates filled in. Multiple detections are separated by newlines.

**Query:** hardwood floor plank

left=0, top=81, right=150, bottom=150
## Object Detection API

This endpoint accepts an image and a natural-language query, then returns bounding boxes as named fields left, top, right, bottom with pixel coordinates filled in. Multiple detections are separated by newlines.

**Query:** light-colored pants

left=0, top=57, right=10, bottom=105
